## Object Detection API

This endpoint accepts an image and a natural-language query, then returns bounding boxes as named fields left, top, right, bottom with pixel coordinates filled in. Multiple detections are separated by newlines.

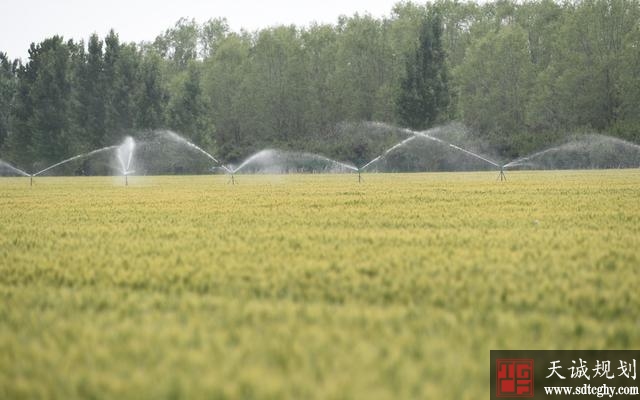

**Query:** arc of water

left=232, top=150, right=276, bottom=174
left=126, top=142, right=134, bottom=172
left=413, top=131, right=445, bottom=144
left=162, top=131, right=220, bottom=165
left=0, top=159, right=30, bottom=177
left=307, top=153, right=358, bottom=172
left=219, top=165, right=234, bottom=174
left=230, top=149, right=357, bottom=174
left=446, top=143, right=501, bottom=168
left=361, top=135, right=417, bottom=170
left=360, top=156, right=382, bottom=170
left=33, top=146, right=118, bottom=177
left=117, top=137, right=136, bottom=175
left=415, top=132, right=501, bottom=168
left=364, top=126, right=640, bottom=171
left=502, top=135, right=640, bottom=169
left=412, top=131, right=501, bottom=168
left=502, top=146, right=562, bottom=169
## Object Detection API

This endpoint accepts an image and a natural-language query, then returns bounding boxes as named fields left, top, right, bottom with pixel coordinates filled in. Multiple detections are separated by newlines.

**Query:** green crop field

left=1, top=170, right=639, bottom=399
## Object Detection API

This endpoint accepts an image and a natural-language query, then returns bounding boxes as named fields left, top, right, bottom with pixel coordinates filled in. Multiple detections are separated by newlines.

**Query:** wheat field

left=1, top=170, right=639, bottom=399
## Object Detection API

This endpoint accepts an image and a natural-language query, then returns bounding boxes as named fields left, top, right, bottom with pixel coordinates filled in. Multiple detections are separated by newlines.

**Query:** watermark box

left=491, top=350, right=639, bottom=399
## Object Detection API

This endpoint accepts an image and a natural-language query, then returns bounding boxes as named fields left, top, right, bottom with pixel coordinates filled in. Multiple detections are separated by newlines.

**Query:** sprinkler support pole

left=498, top=166, right=507, bottom=181
left=220, top=165, right=236, bottom=185
left=358, top=168, right=362, bottom=183
left=30, top=175, right=33, bottom=187
left=125, top=174, right=128, bottom=186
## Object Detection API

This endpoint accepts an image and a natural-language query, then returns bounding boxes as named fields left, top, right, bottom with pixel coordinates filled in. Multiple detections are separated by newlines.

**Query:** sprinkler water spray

left=225, top=149, right=357, bottom=183
left=357, top=136, right=417, bottom=180
left=116, top=137, right=136, bottom=186
left=410, top=129, right=509, bottom=181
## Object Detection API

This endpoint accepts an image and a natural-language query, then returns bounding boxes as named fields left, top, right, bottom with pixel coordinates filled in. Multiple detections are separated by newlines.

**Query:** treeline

left=0, top=0, right=639, bottom=170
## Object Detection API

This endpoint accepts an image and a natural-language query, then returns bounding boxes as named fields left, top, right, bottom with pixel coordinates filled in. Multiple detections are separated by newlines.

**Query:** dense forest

left=0, top=0, right=639, bottom=172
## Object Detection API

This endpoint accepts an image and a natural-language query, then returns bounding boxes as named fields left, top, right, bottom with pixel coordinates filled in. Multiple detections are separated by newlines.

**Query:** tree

left=6, top=57, right=33, bottom=167
left=167, top=61, right=214, bottom=147
left=30, top=37, right=73, bottom=164
left=545, top=0, right=635, bottom=132
left=331, top=15, right=391, bottom=122
left=202, top=33, right=251, bottom=162
left=242, top=26, right=309, bottom=147
left=7, top=37, right=73, bottom=167
left=396, top=10, right=450, bottom=130
left=103, top=31, right=140, bottom=144
left=454, top=25, right=534, bottom=154
left=135, top=50, right=167, bottom=130
left=615, top=5, right=640, bottom=141
left=72, top=34, right=106, bottom=148
left=154, top=18, right=199, bottom=68
left=300, top=24, right=340, bottom=140
left=0, top=53, right=17, bottom=151
left=200, top=18, right=230, bottom=59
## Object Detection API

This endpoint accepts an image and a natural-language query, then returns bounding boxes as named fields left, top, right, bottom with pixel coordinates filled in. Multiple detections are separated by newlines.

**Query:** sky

left=0, top=0, right=404, bottom=61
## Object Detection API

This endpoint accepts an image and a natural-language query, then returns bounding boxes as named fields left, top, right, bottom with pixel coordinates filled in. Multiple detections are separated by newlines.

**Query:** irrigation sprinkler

left=121, top=170, right=135, bottom=186
left=498, top=166, right=507, bottom=181
left=116, top=137, right=136, bottom=187
left=218, top=165, right=236, bottom=185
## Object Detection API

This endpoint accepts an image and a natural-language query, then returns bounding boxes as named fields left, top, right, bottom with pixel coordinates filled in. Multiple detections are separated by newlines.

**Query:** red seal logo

left=496, top=359, right=534, bottom=397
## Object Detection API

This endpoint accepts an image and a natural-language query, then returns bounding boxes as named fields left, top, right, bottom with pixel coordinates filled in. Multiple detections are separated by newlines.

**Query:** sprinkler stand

left=497, top=167, right=507, bottom=181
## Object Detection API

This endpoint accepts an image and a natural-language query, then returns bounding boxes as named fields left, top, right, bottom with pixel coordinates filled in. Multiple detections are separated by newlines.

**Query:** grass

left=1, top=170, right=639, bottom=399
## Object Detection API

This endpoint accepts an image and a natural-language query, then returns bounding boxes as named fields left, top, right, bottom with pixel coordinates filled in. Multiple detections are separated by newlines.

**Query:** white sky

left=0, top=0, right=404, bottom=61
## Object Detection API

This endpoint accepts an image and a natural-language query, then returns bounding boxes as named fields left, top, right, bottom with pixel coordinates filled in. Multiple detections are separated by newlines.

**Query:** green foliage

left=7, top=37, right=74, bottom=168
left=167, top=61, right=214, bottom=149
left=0, top=53, right=16, bottom=150
left=153, top=17, right=200, bottom=69
left=135, top=50, right=167, bottom=130
left=103, top=32, right=139, bottom=144
left=396, top=10, right=449, bottom=130
left=454, top=25, right=534, bottom=154
left=72, top=33, right=106, bottom=149
left=1, top=0, right=640, bottom=169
